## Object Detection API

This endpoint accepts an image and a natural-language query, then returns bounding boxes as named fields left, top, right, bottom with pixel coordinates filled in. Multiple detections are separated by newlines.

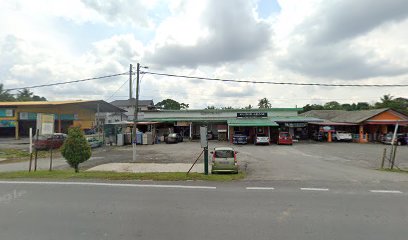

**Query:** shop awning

left=227, top=118, right=278, bottom=127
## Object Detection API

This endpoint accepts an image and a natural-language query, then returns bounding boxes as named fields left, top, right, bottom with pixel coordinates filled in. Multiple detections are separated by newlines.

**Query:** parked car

left=332, top=131, right=352, bottom=141
left=255, top=134, right=270, bottom=145
left=87, top=137, right=103, bottom=148
left=165, top=133, right=183, bottom=144
left=210, top=147, right=239, bottom=174
left=397, top=133, right=408, bottom=145
left=33, top=133, right=67, bottom=150
left=277, top=132, right=293, bottom=145
left=83, top=128, right=96, bottom=135
left=383, top=133, right=408, bottom=145
left=382, top=133, right=396, bottom=145
left=233, top=132, right=247, bottom=144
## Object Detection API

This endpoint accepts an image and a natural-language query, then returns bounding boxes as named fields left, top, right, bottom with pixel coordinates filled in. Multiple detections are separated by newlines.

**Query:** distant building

left=99, top=99, right=155, bottom=123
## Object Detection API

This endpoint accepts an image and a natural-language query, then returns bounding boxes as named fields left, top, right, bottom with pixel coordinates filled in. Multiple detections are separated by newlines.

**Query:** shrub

left=61, top=127, right=91, bottom=172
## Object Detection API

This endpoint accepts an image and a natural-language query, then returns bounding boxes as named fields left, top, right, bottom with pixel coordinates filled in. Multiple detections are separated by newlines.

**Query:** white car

left=333, top=131, right=352, bottom=141
left=255, top=134, right=270, bottom=145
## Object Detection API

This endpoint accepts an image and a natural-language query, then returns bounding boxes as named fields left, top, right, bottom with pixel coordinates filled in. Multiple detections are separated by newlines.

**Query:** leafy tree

left=301, top=104, right=324, bottom=113
left=155, top=99, right=189, bottom=110
left=258, top=98, right=271, bottom=108
left=16, top=88, right=47, bottom=101
left=221, top=106, right=233, bottom=109
left=0, top=84, right=15, bottom=101
left=205, top=105, right=217, bottom=109
left=180, top=103, right=189, bottom=109
left=61, top=127, right=91, bottom=173
left=356, top=102, right=370, bottom=110
left=323, top=101, right=341, bottom=110
left=341, top=103, right=352, bottom=111
left=244, top=104, right=253, bottom=109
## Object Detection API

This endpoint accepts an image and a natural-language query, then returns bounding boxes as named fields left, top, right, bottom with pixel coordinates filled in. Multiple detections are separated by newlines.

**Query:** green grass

left=379, top=168, right=408, bottom=174
left=0, top=170, right=246, bottom=181
left=0, top=149, right=57, bottom=164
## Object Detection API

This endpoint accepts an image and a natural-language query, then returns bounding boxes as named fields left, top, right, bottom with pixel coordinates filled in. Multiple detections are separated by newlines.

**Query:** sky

left=1, top=0, right=408, bottom=109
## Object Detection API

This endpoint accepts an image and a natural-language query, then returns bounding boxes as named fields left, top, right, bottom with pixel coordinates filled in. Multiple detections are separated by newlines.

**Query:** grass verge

left=0, top=170, right=245, bottom=181
left=0, top=149, right=59, bottom=164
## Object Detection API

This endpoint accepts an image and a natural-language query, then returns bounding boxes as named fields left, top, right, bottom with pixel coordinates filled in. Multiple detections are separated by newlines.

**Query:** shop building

left=301, top=108, right=408, bottom=143
left=0, top=100, right=124, bottom=139
left=142, top=108, right=321, bottom=142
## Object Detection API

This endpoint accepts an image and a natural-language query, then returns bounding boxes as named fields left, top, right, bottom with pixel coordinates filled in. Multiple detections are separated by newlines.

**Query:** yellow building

left=0, top=100, right=125, bottom=139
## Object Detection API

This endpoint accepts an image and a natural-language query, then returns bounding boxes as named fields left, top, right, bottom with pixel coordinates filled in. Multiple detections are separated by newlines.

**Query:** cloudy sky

left=1, top=0, right=407, bottom=108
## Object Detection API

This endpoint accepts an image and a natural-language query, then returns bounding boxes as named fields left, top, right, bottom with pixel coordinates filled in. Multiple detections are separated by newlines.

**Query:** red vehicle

left=33, top=133, right=67, bottom=150
left=277, top=132, right=293, bottom=145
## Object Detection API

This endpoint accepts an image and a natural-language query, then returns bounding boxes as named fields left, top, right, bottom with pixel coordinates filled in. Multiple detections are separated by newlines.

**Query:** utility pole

left=132, top=63, right=140, bottom=162
left=129, top=64, right=133, bottom=99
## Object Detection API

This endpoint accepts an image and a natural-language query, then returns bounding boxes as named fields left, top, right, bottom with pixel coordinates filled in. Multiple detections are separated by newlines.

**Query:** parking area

left=74, top=141, right=408, bottom=182
left=1, top=138, right=408, bottom=183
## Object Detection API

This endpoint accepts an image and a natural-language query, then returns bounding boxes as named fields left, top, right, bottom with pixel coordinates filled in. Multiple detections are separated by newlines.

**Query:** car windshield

left=280, top=133, right=289, bottom=137
left=215, top=150, right=234, bottom=158
left=257, top=134, right=266, bottom=137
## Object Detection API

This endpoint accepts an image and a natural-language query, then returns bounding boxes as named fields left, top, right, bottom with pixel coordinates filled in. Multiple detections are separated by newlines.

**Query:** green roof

left=227, top=118, right=278, bottom=127
left=149, top=108, right=302, bottom=113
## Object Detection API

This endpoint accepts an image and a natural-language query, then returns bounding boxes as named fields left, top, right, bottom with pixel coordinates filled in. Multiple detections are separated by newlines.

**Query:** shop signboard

left=237, top=112, right=267, bottom=118
left=0, top=109, right=14, bottom=117
left=176, top=121, right=190, bottom=127
left=285, top=122, right=307, bottom=128
left=36, top=113, right=55, bottom=135
left=0, top=120, right=16, bottom=128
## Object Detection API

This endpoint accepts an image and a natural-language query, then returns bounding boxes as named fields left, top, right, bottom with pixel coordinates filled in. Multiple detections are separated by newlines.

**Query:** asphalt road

left=1, top=181, right=408, bottom=240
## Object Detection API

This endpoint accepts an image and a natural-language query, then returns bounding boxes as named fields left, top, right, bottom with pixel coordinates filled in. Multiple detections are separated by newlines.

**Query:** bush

left=61, top=127, right=91, bottom=172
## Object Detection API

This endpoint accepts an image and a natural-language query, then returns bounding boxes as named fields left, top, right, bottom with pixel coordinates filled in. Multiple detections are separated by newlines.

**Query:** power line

left=142, top=71, right=408, bottom=87
left=105, top=79, right=130, bottom=101
left=5, top=72, right=128, bottom=91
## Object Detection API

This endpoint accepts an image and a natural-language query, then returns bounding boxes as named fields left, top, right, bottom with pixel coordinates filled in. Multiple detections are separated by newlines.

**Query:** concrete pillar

left=14, top=110, right=19, bottom=140
left=359, top=125, right=364, bottom=143
left=327, top=131, right=332, bottom=142
left=58, top=113, right=62, bottom=133
left=189, top=122, right=192, bottom=140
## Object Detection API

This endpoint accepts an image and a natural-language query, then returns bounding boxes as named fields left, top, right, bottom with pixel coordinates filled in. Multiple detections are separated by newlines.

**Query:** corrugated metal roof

left=110, top=99, right=154, bottom=107
left=147, top=108, right=302, bottom=113
left=227, top=118, right=278, bottom=127
left=300, top=109, right=390, bottom=123
left=0, top=100, right=125, bottom=113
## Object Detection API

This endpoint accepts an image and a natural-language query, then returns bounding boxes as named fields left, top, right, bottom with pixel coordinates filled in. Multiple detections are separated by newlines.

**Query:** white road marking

left=0, top=181, right=216, bottom=189
left=246, top=187, right=275, bottom=190
left=370, top=190, right=402, bottom=194
left=300, top=187, right=329, bottom=191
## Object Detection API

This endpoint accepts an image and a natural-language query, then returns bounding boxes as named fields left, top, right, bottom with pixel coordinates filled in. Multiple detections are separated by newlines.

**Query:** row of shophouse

left=1, top=99, right=407, bottom=143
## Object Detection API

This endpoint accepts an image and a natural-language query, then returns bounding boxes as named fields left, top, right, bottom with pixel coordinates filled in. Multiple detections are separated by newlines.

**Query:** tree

left=258, top=98, right=271, bottom=108
left=0, top=84, right=15, bottom=101
left=244, top=104, right=253, bottom=109
left=341, top=103, right=352, bottom=111
left=155, top=99, right=189, bottom=110
left=356, top=102, right=370, bottom=110
left=301, top=104, right=324, bottom=113
left=221, top=106, right=233, bottom=109
left=16, top=88, right=47, bottom=101
left=323, top=101, right=341, bottom=110
left=61, top=127, right=91, bottom=173
left=205, top=106, right=217, bottom=109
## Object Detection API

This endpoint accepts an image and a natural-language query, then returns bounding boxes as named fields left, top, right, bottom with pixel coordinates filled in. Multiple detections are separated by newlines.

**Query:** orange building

left=301, top=108, right=408, bottom=143
left=0, top=100, right=125, bottom=139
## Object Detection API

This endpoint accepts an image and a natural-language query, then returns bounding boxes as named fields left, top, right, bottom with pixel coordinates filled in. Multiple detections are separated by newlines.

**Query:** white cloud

left=0, top=0, right=407, bottom=109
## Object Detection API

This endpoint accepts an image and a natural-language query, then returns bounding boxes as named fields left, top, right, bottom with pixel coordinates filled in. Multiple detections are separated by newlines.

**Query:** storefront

left=141, top=108, right=322, bottom=143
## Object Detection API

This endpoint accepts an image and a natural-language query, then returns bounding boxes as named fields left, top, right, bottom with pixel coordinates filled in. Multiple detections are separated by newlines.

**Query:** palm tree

left=258, top=98, right=271, bottom=108
left=0, top=84, right=15, bottom=101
